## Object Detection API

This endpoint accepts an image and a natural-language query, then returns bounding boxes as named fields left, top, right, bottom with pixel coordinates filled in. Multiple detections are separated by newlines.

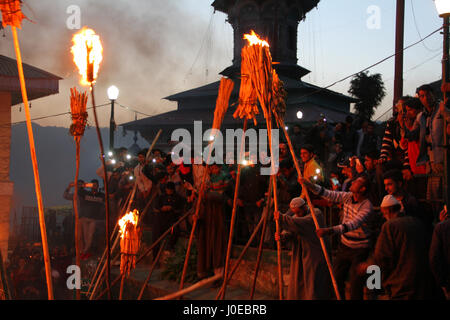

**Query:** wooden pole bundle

left=178, top=77, right=234, bottom=293
left=69, top=87, right=88, bottom=300
left=240, top=31, right=284, bottom=300
left=215, top=183, right=271, bottom=300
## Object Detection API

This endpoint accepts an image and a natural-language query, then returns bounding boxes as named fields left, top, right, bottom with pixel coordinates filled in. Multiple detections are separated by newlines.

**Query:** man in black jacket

left=80, top=180, right=105, bottom=259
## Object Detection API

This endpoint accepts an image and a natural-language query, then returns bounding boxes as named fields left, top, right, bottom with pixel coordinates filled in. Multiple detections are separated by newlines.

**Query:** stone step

left=110, top=265, right=273, bottom=300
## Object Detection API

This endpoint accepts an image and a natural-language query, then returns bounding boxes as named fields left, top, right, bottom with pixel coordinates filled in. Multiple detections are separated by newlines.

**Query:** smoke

left=0, top=0, right=233, bottom=127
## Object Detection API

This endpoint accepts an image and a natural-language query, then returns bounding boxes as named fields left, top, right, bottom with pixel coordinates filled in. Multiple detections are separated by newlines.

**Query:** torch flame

left=243, top=30, right=269, bottom=47
left=118, top=210, right=139, bottom=239
left=71, top=27, right=103, bottom=86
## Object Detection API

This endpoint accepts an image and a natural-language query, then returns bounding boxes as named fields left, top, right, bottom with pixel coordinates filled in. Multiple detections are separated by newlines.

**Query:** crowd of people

left=86, top=83, right=450, bottom=299
left=7, top=242, right=73, bottom=299
left=5, top=84, right=449, bottom=300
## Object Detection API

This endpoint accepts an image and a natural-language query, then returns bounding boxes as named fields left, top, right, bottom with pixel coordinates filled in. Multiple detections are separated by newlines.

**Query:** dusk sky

left=0, top=0, right=444, bottom=129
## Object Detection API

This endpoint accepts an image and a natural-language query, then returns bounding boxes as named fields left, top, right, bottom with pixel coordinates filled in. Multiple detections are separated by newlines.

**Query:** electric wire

left=5, top=26, right=443, bottom=127
left=410, top=0, right=441, bottom=53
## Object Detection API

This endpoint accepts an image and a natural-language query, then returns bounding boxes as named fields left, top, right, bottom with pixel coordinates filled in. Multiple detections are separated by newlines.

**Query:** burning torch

left=71, top=27, right=112, bottom=299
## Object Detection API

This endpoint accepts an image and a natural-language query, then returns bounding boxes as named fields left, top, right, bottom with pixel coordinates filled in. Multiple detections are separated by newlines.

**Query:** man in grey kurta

left=275, top=197, right=334, bottom=300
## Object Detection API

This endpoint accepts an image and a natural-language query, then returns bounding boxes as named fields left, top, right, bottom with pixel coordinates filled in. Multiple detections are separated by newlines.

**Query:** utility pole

left=109, top=99, right=115, bottom=152
left=107, top=86, right=119, bottom=152
left=393, top=0, right=405, bottom=110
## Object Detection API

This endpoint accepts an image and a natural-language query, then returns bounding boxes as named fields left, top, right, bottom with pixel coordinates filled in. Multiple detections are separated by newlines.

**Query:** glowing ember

left=71, top=27, right=103, bottom=86
left=243, top=30, right=269, bottom=47
left=118, top=210, right=139, bottom=239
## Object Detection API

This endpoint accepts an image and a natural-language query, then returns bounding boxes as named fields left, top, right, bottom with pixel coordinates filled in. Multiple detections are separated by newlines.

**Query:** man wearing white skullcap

left=274, top=197, right=333, bottom=300
left=357, top=194, right=434, bottom=299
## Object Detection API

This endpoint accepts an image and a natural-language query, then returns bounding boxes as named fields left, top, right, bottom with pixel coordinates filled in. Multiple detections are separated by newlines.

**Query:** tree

left=348, top=71, right=386, bottom=122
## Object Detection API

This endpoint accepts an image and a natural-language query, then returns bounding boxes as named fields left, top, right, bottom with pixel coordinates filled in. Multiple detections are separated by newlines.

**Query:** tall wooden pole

left=250, top=181, right=272, bottom=299
left=264, top=116, right=283, bottom=300
left=73, top=140, right=81, bottom=300
left=393, top=0, right=405, bottom=109
left=11, top=26, right=54, bottom=300
left=90, top=85, right=111, bottom=299
left=220, top=118, right=248, bottom=299
left=87, top=188, right=132, bottom=298
left=215, top=201, right=267, bottom=300
left=137, top=239, right=167, bottom=300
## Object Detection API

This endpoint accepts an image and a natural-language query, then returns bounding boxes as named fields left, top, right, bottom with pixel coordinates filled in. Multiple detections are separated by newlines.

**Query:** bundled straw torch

left=69, top=88, right=88, bottom=300
left=71, top=27, right=113, bottom=299
left=118, top=210, right=141, bottom=299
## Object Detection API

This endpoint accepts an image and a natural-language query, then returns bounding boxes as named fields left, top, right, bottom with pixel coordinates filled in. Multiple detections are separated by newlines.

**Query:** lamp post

left=434, top=0, right=450, bottom=204
left=107, top=85, right=119, bottom=152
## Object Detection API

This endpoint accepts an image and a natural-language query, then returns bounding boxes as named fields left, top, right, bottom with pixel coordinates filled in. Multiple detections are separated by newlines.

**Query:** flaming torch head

left=71, top=27, right=103, bottom=86
left=118, top=210, right=139, bottom=239
left=243, top=30, right=269, bottom=48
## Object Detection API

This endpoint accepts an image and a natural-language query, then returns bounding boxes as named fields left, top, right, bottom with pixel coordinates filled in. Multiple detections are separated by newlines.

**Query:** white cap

left=380, top=195, right=400, bottom=208
left=290, top=197, right=306, bottom=209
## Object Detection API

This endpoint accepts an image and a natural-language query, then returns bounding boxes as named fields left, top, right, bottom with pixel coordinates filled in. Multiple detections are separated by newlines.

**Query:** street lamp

left=296, top=110, right=303, bottom=119
left=434, top=0, right=450, bottom=17
left=107, top=85, right=119, bottom=152
left=434, top=0, right=450, bottom=204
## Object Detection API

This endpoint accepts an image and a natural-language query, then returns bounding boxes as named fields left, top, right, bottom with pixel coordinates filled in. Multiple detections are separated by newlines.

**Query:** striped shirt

left=312, top=184, right=378, bottom=249
left=380, top=119, right=410, bottom=170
